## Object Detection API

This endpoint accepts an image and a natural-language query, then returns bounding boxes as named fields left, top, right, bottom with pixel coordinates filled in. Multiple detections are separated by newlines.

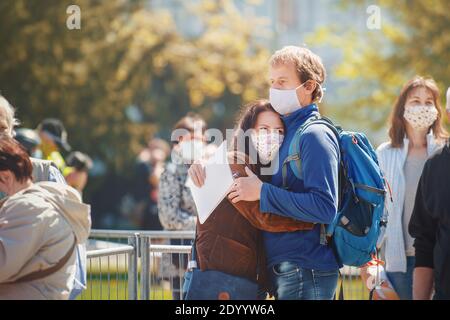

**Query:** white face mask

left=404, top=105, right=438, bottom=130
left=178, top=140, right=205, bottom=162
left=269, top=81, right=325, bottom=116
left=251, top=131, right=284, bottom=164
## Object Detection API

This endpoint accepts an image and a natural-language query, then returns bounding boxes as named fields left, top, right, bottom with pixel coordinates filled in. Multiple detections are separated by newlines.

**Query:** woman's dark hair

left=0, top=133, right=33, bottom=183
left=232, top=99, right=282, bottom=180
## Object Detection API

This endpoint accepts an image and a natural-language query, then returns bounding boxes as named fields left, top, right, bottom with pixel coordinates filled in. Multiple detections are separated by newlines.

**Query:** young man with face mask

left=190, top=46, right=341, bottom=300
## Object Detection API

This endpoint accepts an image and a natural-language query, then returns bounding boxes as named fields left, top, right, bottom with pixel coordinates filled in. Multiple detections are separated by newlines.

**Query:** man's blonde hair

left=270, top=46, right=326, bottom=102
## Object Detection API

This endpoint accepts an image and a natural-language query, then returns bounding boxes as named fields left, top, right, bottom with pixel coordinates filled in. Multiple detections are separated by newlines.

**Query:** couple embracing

left=185, top=46, right=341, bottom=300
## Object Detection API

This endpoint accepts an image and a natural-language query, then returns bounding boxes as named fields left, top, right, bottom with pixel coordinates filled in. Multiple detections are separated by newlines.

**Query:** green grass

left=78, top=274, right=173, bottom=300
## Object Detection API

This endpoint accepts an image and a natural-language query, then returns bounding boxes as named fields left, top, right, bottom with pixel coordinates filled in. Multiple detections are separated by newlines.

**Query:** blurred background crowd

left=0, top=0, right=448, bottom=230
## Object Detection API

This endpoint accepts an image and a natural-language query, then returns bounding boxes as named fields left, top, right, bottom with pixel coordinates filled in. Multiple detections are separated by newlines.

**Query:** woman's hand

left=188, top=160, right=206, bottom=187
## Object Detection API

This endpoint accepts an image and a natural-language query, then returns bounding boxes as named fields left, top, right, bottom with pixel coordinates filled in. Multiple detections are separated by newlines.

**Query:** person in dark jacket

left=186, top=100, right=314, bottom=299
left=409, top=139, right=450, bottom=300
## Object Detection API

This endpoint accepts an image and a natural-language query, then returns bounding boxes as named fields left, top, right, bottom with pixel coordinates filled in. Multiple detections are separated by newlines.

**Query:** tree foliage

left=0, top=0, right=272, bottom=225
left=0, top=0, right=271, bottom=171
left=309, top=0, right=450, bottom=139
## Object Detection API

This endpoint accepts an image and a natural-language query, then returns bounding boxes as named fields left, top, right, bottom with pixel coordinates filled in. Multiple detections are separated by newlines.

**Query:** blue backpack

left=282, top=115, right=388, bottom=267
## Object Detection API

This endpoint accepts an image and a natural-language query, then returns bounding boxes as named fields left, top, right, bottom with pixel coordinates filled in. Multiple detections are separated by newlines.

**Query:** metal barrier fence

left=80, top=235, right=138, bottom=300
left=81, top=230, right=194, bottom=300
left=81, top=229, right=368, bottom=300
left=142, top=241, right=192, bottom=300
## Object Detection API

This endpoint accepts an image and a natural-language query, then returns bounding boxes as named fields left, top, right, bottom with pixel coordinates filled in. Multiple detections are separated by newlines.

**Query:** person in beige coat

left=0, top=134, right=91, bottom=299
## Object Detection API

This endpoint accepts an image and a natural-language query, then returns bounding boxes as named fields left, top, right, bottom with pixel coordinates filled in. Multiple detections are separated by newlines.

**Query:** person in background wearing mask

left=408, top=85, right=450, bottom=301
left=376, top=76, right=449, bottom=299
left=189, top=46, right=340, bottom=300
left=157, top=112, right=208, bottom=300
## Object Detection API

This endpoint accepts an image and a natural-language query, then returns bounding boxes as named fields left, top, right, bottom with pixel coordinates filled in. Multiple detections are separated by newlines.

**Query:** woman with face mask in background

left=157, top=112, right=209, bottom=300
left=376, top=76, right=449, bottom=300
left=184, top=100, right=315, bottom=300
left=158, top=112, right=208, bottom=232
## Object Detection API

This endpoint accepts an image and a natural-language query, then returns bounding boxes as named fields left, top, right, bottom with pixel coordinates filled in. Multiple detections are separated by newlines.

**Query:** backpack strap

left=283, top=115, right=341, bottom=188
left=281, top=115, right=320, bottom=189
left=11, top=238, right=77, bottom=284
left=281, top=153, right=300, bottom=190
left=282, top=115, right=342, bottom=246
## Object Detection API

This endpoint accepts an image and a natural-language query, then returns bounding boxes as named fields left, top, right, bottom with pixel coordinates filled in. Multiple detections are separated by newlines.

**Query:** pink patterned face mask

left=404, top=105, right=438, bottom=130
left=251, top=131, right=284, bottom=164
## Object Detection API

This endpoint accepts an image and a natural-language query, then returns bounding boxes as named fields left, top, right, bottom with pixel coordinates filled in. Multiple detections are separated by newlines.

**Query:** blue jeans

left=386, top=256, right=415, bottom=300
left=269, top=261, right=339, bottom=300
left=183, top=270, right=267, bottom=300
left=182, top=269, right=192, bottom=300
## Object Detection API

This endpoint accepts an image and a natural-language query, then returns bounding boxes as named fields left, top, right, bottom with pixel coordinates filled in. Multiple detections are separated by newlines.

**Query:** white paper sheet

left=186, top=141, right=234, bottom=224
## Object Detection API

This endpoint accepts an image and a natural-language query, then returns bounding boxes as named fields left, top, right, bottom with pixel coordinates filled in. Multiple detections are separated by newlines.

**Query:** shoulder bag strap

left=12, top=238, right=77, bottom=283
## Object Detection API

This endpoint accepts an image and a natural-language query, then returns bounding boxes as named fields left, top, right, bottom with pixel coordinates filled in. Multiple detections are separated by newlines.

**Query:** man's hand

left=228, top=167, right=263, bottom=203
left=188, top=160, right=206, bottom=187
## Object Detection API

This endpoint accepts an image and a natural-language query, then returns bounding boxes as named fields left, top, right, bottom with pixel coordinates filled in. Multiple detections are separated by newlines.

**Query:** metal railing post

left=140, top=236, right=150, bottom=300
left=127, top=234, right=139, bottom=300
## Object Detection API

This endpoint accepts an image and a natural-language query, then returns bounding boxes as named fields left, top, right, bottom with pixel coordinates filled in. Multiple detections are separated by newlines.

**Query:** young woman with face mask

left=184, top=100, right=315, bottom=300
left=376, top=76, right=449, bottom=300
left=157, top=112, right=208, bottom=300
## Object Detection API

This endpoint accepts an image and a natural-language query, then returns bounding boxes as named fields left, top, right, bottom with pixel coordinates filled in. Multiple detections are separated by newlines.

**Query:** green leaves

left=0, top=0, right=270, bottom=176
left=309, top=0, right=450, bottom=142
